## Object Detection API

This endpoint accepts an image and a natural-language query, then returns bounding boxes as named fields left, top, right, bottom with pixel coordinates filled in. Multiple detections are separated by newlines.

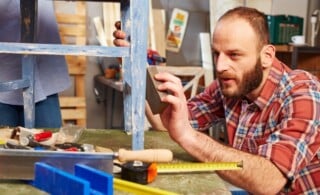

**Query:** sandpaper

left=146, top=66, right=169, bottom=114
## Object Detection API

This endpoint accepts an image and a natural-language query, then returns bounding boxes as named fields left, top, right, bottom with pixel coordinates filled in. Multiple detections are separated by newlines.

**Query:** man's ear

left=260, top=44, right=275, bottom=68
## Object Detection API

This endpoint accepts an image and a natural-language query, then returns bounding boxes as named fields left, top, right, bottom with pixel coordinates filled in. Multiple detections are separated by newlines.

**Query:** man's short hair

left=219, top=7, right=270, bottom=49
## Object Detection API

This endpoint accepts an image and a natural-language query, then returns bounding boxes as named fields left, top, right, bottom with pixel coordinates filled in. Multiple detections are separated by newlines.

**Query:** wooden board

left=55, top=2, right=87, bottom=127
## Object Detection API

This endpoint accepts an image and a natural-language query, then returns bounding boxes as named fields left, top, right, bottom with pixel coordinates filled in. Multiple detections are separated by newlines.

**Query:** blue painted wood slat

left=121, top=0, right=149, bottom=150
left=0, top=42, right=130, bottom=57
left=21, top=0, right=37, bottom=128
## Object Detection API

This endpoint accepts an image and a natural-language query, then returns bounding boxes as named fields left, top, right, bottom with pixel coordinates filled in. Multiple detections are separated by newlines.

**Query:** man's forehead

left=215, top=17, right=250, bottom=31
left=211, top=19, right=259, bottom=53
left=213, top=18, right=256, bottom=41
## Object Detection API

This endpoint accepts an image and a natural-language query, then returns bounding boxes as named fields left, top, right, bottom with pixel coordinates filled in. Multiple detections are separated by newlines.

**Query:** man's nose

left=215, top=54, right=230, bottom=73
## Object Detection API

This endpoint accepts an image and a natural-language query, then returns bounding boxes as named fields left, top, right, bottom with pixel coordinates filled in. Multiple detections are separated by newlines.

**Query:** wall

left=307, top=0, right=320, bottom=46
left=270, top=0, right=309, bottom=39
left=153, top=0, right=210, bottom=66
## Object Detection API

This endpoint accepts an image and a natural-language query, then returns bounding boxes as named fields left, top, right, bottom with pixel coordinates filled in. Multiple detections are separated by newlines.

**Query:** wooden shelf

left=275, top=44, right=294, bottom=52
left=275, top=45, right=320, bottom=77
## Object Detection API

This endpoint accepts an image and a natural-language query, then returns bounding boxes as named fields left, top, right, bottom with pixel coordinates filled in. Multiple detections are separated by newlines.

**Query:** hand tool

left=119, top=161, right=243, bottom=184
left=33, top=131, right=52, bottom=142
left=95, top=145, right=173, bottom=163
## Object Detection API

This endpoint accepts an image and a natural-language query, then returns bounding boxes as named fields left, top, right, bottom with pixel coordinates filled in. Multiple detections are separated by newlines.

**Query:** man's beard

left=220, top=59, right=263, bottom=98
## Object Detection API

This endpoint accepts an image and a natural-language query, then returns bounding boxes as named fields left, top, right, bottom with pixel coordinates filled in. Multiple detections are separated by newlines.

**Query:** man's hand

left=155, top=72, right=193, bottom=143
left=113, top=21, right=130, bottom=47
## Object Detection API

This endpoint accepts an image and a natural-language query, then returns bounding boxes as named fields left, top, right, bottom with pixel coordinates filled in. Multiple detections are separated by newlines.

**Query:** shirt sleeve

left=187, top=81, right=226, bottom=131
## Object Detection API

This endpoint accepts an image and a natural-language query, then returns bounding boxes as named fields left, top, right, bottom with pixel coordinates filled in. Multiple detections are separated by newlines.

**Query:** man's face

left=212, top=18, right=264, bottom=98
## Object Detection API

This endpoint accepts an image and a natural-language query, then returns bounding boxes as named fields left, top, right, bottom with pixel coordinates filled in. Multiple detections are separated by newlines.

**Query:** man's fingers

left=113, top=29, right=129, bottom=47
left=113, top=39, right=130, bottom=47
left=115, top=21, right=121, bottom=30
left=155, top=72, right=183, bottom=88
left=113, top=30, right=126, bottom=39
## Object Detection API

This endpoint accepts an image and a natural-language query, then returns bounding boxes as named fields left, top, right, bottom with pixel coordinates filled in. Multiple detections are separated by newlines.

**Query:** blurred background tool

left=147, top=49, right=166, bottom=65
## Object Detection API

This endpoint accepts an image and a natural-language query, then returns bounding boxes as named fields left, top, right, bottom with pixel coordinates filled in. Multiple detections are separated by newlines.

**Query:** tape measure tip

left=237, top=161, right=244, bottom=168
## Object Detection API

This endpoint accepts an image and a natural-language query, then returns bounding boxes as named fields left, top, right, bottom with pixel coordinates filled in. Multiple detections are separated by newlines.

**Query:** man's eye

left=229, top=53, right=240, bottom=59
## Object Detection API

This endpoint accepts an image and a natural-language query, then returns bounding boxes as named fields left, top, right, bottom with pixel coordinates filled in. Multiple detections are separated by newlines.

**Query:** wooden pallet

left=55, top=2, right=87, bottom=127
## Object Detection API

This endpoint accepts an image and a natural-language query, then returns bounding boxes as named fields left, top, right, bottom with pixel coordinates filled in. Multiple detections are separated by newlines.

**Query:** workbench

left=0, top=129, right=231, bottom=194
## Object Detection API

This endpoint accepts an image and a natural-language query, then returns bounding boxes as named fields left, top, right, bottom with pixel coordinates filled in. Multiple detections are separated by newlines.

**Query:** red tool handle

left=34, top=131, right=52, bottom=142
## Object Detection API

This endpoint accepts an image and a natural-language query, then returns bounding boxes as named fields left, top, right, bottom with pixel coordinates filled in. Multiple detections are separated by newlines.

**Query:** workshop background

left=54, top=0, right=320, bottom=129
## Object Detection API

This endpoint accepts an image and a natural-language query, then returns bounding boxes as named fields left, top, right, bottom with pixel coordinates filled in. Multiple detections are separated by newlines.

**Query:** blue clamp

left=32, top=162, right=113, bottom=195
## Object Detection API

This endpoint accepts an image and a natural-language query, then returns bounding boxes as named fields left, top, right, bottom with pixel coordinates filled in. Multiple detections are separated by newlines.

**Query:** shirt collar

left=254, top=58, right=289, bottom=110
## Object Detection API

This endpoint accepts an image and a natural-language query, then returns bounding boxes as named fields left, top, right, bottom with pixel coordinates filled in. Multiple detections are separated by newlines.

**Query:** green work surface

left=0, top=129, right=230, bottom=195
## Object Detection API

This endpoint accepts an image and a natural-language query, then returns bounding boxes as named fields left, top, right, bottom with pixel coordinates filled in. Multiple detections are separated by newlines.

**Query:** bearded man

left=114, top=7, right=320, bottom=194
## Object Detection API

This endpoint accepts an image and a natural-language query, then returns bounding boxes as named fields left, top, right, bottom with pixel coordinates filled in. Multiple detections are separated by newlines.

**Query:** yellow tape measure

left=119, top=161, right=243, bottom=185
left=156, top=161, right=243, bottom=173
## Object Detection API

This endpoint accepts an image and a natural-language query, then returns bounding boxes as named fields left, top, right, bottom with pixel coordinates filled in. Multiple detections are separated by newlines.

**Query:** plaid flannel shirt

left=188, top=58, right=320, bottom=194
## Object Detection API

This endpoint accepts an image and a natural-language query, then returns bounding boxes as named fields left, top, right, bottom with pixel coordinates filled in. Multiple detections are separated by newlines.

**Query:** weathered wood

left=65, top=56, right=86, bottom=74
left=0, top=42, right=130, bottom=57
left=56, top=14, right=86, bottom=24
left=56, top=2, right=87, bottom=127
left=121, top=0, right=149, bottom=150
left=152, top=9, right=166, bottom=59
left=200, top=32, right=214, bottom=86
left=60, top=108, right=86, bottom=120
left=93, top=17, right=107, bottom=46
left=58, top=26, right=86, bottom=37
left=0, top=79, right=30, bottom=92
left=103, top=2, right=120, bottom=46
left=59, top=97, right=86, bottom=107
left=21, top=0, right=37, bottom=128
